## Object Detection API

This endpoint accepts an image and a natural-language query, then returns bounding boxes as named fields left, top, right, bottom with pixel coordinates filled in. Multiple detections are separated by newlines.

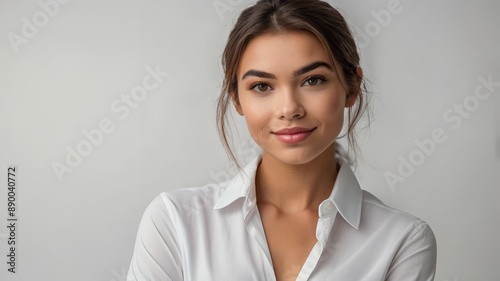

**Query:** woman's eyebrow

left=241, top=70, right=276, bottom=80
left=241, top=61, right=333, bottom=80
left=293, top=61, right=333, bottom=77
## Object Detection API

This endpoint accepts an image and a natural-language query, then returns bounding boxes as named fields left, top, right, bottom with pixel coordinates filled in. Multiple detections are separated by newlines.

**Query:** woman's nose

left=276, top=88, right=305, bottom=120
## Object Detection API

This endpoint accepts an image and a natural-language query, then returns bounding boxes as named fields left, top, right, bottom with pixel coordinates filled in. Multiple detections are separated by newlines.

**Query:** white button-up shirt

left=127, top=155, right=437, bottom=280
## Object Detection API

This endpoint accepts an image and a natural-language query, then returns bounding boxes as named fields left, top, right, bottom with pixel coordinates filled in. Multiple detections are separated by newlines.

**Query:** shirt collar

left=213, top=155, right=261, bottom=215
left=329, top=156, right=362, bottom=229
left=213, top=154, right=362, bottom=229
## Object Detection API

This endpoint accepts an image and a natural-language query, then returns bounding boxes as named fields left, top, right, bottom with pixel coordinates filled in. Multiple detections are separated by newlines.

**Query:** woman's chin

left=262, top=149, right=325, bottom=167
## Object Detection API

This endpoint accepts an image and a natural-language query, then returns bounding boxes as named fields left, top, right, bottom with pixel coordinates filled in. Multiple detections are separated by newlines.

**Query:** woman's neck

left=255, top=146, right=339, bottom=215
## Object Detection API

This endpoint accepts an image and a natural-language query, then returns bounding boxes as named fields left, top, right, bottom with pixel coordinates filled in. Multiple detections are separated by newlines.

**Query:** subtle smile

left=272, top=127, right=317, bottom=144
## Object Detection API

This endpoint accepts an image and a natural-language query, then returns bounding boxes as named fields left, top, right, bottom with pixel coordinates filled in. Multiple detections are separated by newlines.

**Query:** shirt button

left=319, top=200, right=335, bottom=217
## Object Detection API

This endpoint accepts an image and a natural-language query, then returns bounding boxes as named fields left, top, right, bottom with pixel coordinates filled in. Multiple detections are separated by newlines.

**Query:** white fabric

left=127, top=155, right=437, bottom=281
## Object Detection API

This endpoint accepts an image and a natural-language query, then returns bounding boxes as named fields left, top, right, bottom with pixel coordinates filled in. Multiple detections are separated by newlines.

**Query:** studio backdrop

left=0, top=0, right=499, bottom=280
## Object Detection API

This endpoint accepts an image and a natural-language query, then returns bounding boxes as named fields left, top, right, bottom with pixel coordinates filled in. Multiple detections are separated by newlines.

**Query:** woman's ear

left=345, top=67, right=363, bottom=108
left=231, top=91, right=244, bottom=116
left=345, top=92, right=358, bottom=108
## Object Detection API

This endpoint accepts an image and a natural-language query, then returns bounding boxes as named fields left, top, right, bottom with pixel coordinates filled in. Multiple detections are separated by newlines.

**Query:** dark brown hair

left=217, top=0, right=370, bottom=167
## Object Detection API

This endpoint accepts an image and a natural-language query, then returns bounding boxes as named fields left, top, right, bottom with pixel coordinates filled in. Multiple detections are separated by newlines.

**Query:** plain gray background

left=1, top=0, right=499, bottom=280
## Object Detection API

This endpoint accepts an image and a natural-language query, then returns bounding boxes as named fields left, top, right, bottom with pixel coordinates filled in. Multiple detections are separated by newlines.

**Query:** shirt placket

left=296, top=200, right=337, bottom=281
left=244, top=199, right=277, bottom=281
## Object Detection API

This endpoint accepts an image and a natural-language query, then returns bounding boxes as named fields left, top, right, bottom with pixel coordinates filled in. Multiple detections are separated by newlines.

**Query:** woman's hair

left=217, top=0, right=370, bottom=167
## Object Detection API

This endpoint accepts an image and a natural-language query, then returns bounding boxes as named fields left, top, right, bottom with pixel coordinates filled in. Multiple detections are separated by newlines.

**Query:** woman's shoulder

left=360, top=190, right=434, bottom=235
left=357, top=190, right=437, bottom=277
left=144, top=181, right=230, bottom=218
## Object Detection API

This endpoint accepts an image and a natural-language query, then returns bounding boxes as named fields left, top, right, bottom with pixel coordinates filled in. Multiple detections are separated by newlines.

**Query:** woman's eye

left=250, top=83, right=272, bottom=93
left=303, top=76, right=325, bottom=86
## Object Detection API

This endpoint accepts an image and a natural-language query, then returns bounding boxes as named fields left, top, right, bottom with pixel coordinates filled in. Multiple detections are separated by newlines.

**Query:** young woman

left=127, top=0, right=437, bottom=280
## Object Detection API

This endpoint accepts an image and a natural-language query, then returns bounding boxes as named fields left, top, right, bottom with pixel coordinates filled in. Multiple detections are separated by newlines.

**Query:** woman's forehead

left=237, top=32, right=334, bottom=78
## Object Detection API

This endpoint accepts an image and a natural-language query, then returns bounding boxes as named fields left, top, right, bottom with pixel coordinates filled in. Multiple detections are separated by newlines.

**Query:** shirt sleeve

left=386, top=221, right=437, bottom=281
left=127, top=193, right=183, bottom=281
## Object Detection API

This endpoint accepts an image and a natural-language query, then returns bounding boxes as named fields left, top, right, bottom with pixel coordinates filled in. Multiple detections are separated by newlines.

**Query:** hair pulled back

left=217, top=0, right=370, bottom=166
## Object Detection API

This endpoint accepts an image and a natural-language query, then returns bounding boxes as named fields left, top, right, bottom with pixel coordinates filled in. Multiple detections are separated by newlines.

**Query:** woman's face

left=234, top=31, right=353, bottom=165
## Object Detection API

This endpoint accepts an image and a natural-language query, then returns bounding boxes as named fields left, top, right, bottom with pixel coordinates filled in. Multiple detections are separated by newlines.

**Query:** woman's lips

left=272, top=127, right=316, bottom=144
